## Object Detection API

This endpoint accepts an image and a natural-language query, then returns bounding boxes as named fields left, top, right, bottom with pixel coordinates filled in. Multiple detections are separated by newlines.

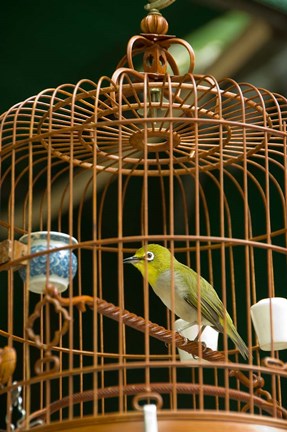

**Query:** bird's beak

left=123, top=255, right=140, bottom=264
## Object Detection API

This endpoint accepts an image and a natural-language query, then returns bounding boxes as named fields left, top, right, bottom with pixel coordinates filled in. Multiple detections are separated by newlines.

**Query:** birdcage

left=1, top=1, right=287, bottom=431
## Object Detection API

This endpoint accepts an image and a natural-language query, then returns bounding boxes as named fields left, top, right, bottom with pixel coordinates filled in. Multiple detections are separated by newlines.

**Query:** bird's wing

left=177, top=265, right=224, bottom=331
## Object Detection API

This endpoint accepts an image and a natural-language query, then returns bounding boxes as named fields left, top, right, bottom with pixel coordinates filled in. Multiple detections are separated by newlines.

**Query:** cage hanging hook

left=144, top=0, right=176, bottom=12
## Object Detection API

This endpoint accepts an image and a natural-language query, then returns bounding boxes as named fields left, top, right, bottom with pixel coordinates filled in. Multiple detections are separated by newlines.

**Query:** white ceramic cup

left=250, top=297, right=287, bottom=351
left=174, top=319, right=219, bottom=362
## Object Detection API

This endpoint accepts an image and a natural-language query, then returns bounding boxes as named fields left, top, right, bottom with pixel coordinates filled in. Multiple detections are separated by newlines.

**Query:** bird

left=123, top=243, right=249, bottom=359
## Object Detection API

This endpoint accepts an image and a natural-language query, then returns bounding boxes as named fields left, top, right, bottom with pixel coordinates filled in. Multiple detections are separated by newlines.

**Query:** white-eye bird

left=123, top=244, right=249, bottom=359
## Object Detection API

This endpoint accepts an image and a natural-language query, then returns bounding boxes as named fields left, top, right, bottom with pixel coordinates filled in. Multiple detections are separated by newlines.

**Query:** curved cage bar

left=1, top=75, right=286, bottom=178
left=1, top=6, right=287, bottom=432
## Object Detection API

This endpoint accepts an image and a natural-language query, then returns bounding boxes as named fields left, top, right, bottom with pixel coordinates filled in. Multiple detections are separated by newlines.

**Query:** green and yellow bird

left=124, top=243, right=249, bottom=359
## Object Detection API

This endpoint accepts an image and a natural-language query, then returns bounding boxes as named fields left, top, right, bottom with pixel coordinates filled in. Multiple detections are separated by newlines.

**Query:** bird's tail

left=228, top=323, right=250, bottom=360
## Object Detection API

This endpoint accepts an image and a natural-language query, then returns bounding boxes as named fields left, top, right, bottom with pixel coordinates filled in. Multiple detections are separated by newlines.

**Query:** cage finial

left=115, top=0, right=194, bottom=77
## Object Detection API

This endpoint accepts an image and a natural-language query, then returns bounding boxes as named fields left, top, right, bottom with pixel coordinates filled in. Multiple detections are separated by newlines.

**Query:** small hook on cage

left=144, top=0, right=176, bottom=12
left=34, top=353, right=60, bottom=376
left=261, top=357, right=287, bottom=371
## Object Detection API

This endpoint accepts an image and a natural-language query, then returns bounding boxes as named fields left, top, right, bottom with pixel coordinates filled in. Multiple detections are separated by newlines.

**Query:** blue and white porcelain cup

left=18, top=231, right=78, bottom=294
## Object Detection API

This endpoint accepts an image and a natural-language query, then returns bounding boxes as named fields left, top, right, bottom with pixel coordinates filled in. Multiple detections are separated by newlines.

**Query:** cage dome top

left=0, top=0, right=286, bottom=177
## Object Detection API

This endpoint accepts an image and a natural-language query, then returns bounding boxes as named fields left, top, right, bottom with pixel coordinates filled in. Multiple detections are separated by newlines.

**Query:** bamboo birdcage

left=1, top=1, right=287, bottom=431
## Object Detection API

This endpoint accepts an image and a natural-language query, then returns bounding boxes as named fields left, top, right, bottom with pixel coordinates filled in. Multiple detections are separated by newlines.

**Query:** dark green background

left=0, top=0, right=287, bottom=427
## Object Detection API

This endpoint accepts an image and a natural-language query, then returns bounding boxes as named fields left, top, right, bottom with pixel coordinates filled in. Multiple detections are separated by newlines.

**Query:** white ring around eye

left=146, top=251, right=154, bottom=261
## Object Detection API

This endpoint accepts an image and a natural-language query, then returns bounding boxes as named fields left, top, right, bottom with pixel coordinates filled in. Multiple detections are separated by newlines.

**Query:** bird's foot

left=175, top=323, right=207, bottom=359
left=192, top=341, right=207, bottom=359
left=194, top=325, right=206, bottom=342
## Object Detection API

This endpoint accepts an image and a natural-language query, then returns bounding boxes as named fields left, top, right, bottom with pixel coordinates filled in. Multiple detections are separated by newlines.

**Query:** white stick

left=143, top=404, right=158, bottom=432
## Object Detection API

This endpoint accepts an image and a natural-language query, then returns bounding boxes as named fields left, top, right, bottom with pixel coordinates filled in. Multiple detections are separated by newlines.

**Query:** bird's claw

left=192, top=341, right=207, bottom=359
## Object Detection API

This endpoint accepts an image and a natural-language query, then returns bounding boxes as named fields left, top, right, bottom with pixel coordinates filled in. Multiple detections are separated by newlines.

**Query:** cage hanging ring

left=132, top=392, right=163, bottom=411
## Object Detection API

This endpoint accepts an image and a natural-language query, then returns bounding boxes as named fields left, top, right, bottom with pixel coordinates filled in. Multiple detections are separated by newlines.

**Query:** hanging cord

left=144, top=0, right=176, bottom=11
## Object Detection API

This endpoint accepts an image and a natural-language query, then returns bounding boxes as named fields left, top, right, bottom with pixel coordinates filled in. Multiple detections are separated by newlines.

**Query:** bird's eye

left=146, top=251, right=154, bottom=261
